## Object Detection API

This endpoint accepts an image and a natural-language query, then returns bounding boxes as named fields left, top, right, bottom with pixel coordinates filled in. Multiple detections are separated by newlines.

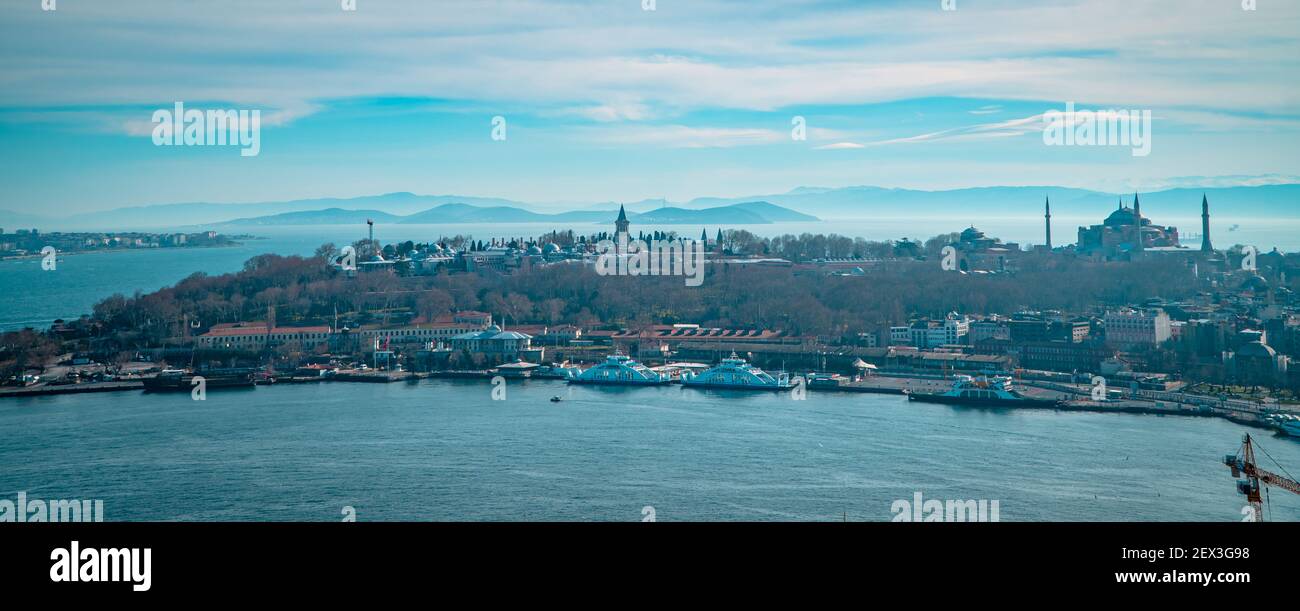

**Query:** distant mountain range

left=4, top=184, right=1298, bottom=231
left=217, top=201, right=817, bottom=226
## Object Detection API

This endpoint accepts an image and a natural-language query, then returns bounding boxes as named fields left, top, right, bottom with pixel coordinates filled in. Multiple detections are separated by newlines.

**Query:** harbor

left=5, top=353, right=1299, bottom=438
left=3, top=376, right=1298, bottom=522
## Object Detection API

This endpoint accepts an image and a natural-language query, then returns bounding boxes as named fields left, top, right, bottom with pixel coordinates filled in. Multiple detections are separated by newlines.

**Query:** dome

left=543, top=243, right=561, bottom=254
left=1242, top=275, right=1269, bottom=291
left=1237, top=341, right=1277, bottom=359
left=959, top=226, right=985, bottom=241
left=527, top=245, right=543, bottom=255
left=1104, top=207, right=1134, bottom=225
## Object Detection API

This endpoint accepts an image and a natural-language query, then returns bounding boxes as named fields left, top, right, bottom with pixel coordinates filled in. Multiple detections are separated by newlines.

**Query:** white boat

left=681, top=353, right=791, bottom=391
left=570, top=353, right=672, bottom=386
left=1267, top=414, right=1300, bottom=437
left=906, top=375, right=1061, bottom=408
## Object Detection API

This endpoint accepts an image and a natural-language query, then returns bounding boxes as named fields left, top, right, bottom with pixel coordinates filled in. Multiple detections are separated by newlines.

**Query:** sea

left=2, top=380, right=1298, bottom=521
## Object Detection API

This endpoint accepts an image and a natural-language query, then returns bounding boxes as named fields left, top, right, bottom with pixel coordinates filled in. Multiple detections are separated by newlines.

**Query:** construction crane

left=1224, top=433, right=1300, bottom=522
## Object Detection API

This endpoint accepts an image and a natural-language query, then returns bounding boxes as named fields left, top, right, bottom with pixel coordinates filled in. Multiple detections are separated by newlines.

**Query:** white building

left=1104, top=309, right=1172, bottom=349
left=907, top=315, right=970, bottom=349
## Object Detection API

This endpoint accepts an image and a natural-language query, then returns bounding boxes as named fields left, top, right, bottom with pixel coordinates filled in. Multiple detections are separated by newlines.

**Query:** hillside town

left=4, top=196, right=1300, bottom=431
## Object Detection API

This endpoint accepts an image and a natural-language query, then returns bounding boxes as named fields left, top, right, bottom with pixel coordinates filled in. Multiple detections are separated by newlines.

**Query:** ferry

left=142, top=368, right=256, bottom=392
left=905, top=375, right=1061, bottom=408
left=681, top=354, right=792, bottom=391
left=1267, top=414, right=1300, bottom=437
left=569, top=353, right=673, bottom=386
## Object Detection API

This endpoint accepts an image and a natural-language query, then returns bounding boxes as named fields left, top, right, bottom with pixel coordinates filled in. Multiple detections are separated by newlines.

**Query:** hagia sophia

left=1074, top=193, right=1213, bottom=260
left=951, top=193, right=1222, bottom=271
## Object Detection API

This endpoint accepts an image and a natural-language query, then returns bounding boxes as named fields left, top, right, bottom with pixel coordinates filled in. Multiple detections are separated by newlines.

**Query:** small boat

left=905, top=375, right=1061, bottom=408
left=569, top=353, right=673, bottom=386
left=550, top=396, right=562, bottom=403
left=681, top=353, right=792, bottom=391
left=806, top=372, right=847, bottom=389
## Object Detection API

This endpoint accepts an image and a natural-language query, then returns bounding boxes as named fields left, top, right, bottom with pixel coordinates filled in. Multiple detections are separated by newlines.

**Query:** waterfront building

left=196, top=323, right=332, bottom=350
left=904, top=314, right=970, bottom=349
left=1019, top=340, right=1116, bottom=373
left=1224, top=330, right=1290, bottom=387
left=609, top=324, right=800, bottom=356
left=1103, top=309, right=1172, bottom=349
left=449, top=325, right=539, bottom=363
left=355, top=312, right=492, bottom=346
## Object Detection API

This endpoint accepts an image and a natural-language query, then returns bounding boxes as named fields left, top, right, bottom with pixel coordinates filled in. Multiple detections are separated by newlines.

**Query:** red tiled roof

left=201, top=324, right=330, bottom=338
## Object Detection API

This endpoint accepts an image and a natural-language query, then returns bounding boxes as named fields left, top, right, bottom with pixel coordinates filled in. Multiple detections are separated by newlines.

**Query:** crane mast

left=1224, top=433, right=1300, bottom=522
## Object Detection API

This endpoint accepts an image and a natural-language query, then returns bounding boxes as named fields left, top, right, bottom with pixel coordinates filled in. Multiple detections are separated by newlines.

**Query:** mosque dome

left=1104, top=206, right=1140, bottom=227
left=1242, top=275, right=1270, bottom=292
left=1237, top=341, right=1277, bottom=360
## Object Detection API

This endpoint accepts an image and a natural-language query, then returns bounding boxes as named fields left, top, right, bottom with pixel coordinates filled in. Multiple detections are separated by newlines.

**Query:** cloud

left=1, top=0, right=1297, bottom=121
left=572, top=124, right=786, bottom=148
left=814, top=142, right=866, bottom=150
left=864, top=113, right=1048, bottom=146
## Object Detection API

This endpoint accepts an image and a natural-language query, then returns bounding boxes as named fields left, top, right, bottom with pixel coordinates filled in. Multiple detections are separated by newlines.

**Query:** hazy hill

left=17, top=184, right=1300, bottom=231
left=221, top=208, right=402, bottom=226
left=218, top=201, right=814, bottom=226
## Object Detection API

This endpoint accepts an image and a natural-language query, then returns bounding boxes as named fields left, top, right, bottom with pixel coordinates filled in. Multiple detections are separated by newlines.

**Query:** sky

left=1, top=0, right=1298, bottom=215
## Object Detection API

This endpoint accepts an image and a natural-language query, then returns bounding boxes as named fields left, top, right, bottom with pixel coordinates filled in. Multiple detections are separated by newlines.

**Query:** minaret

left=1044, top=196, right=1052, bottom=250
left=1132, top=193, right=1143, bottom=252
left=1200, top=193, right=1213, bottom=252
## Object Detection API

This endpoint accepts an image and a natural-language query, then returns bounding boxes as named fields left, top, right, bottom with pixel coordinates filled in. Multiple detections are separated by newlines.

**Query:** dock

left=0, top=381, right=145, bottom=398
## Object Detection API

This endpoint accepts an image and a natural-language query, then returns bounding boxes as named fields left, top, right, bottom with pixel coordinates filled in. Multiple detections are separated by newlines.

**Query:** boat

left=569, top=353, right=672, bottom=386
left=550, top=396, right=563, bottom=403
left=533, top=363, right=583, bottom=380
left=1266, top=414, right=1300, bottom=437
left=806, top=372, right=847, bottom=389
left=905, top=375, right=1061, bottom=408
left=142, top=368, right=256, bottom=392
left=681, top=353, right=792, bottom=390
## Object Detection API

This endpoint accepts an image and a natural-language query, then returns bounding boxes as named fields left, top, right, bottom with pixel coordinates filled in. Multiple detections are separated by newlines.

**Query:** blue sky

left=1, top=0, right=1298, bottom=215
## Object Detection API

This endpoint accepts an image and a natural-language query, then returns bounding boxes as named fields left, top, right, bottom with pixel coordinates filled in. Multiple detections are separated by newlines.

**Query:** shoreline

left=3, top=372, right=1295, bottom=438
left=0, top=242, right=244, bottom=263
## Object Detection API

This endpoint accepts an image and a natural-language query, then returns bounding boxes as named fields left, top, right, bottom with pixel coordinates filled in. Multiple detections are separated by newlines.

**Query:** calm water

left=2, top=216, right=1297, bottom=332
left=1, top=380, right=1297, bottom=521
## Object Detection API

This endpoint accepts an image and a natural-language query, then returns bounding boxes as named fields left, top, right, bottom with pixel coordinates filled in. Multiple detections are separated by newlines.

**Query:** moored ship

left=1267, top=414, right=1300, bottom=437
left=570, top=353, right=672, bottom=386
left=905, top=375, right=1060, bottom=408
left=681, top=353, right=791, bottom=390
left=142, top=368, right=256, bottom=392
